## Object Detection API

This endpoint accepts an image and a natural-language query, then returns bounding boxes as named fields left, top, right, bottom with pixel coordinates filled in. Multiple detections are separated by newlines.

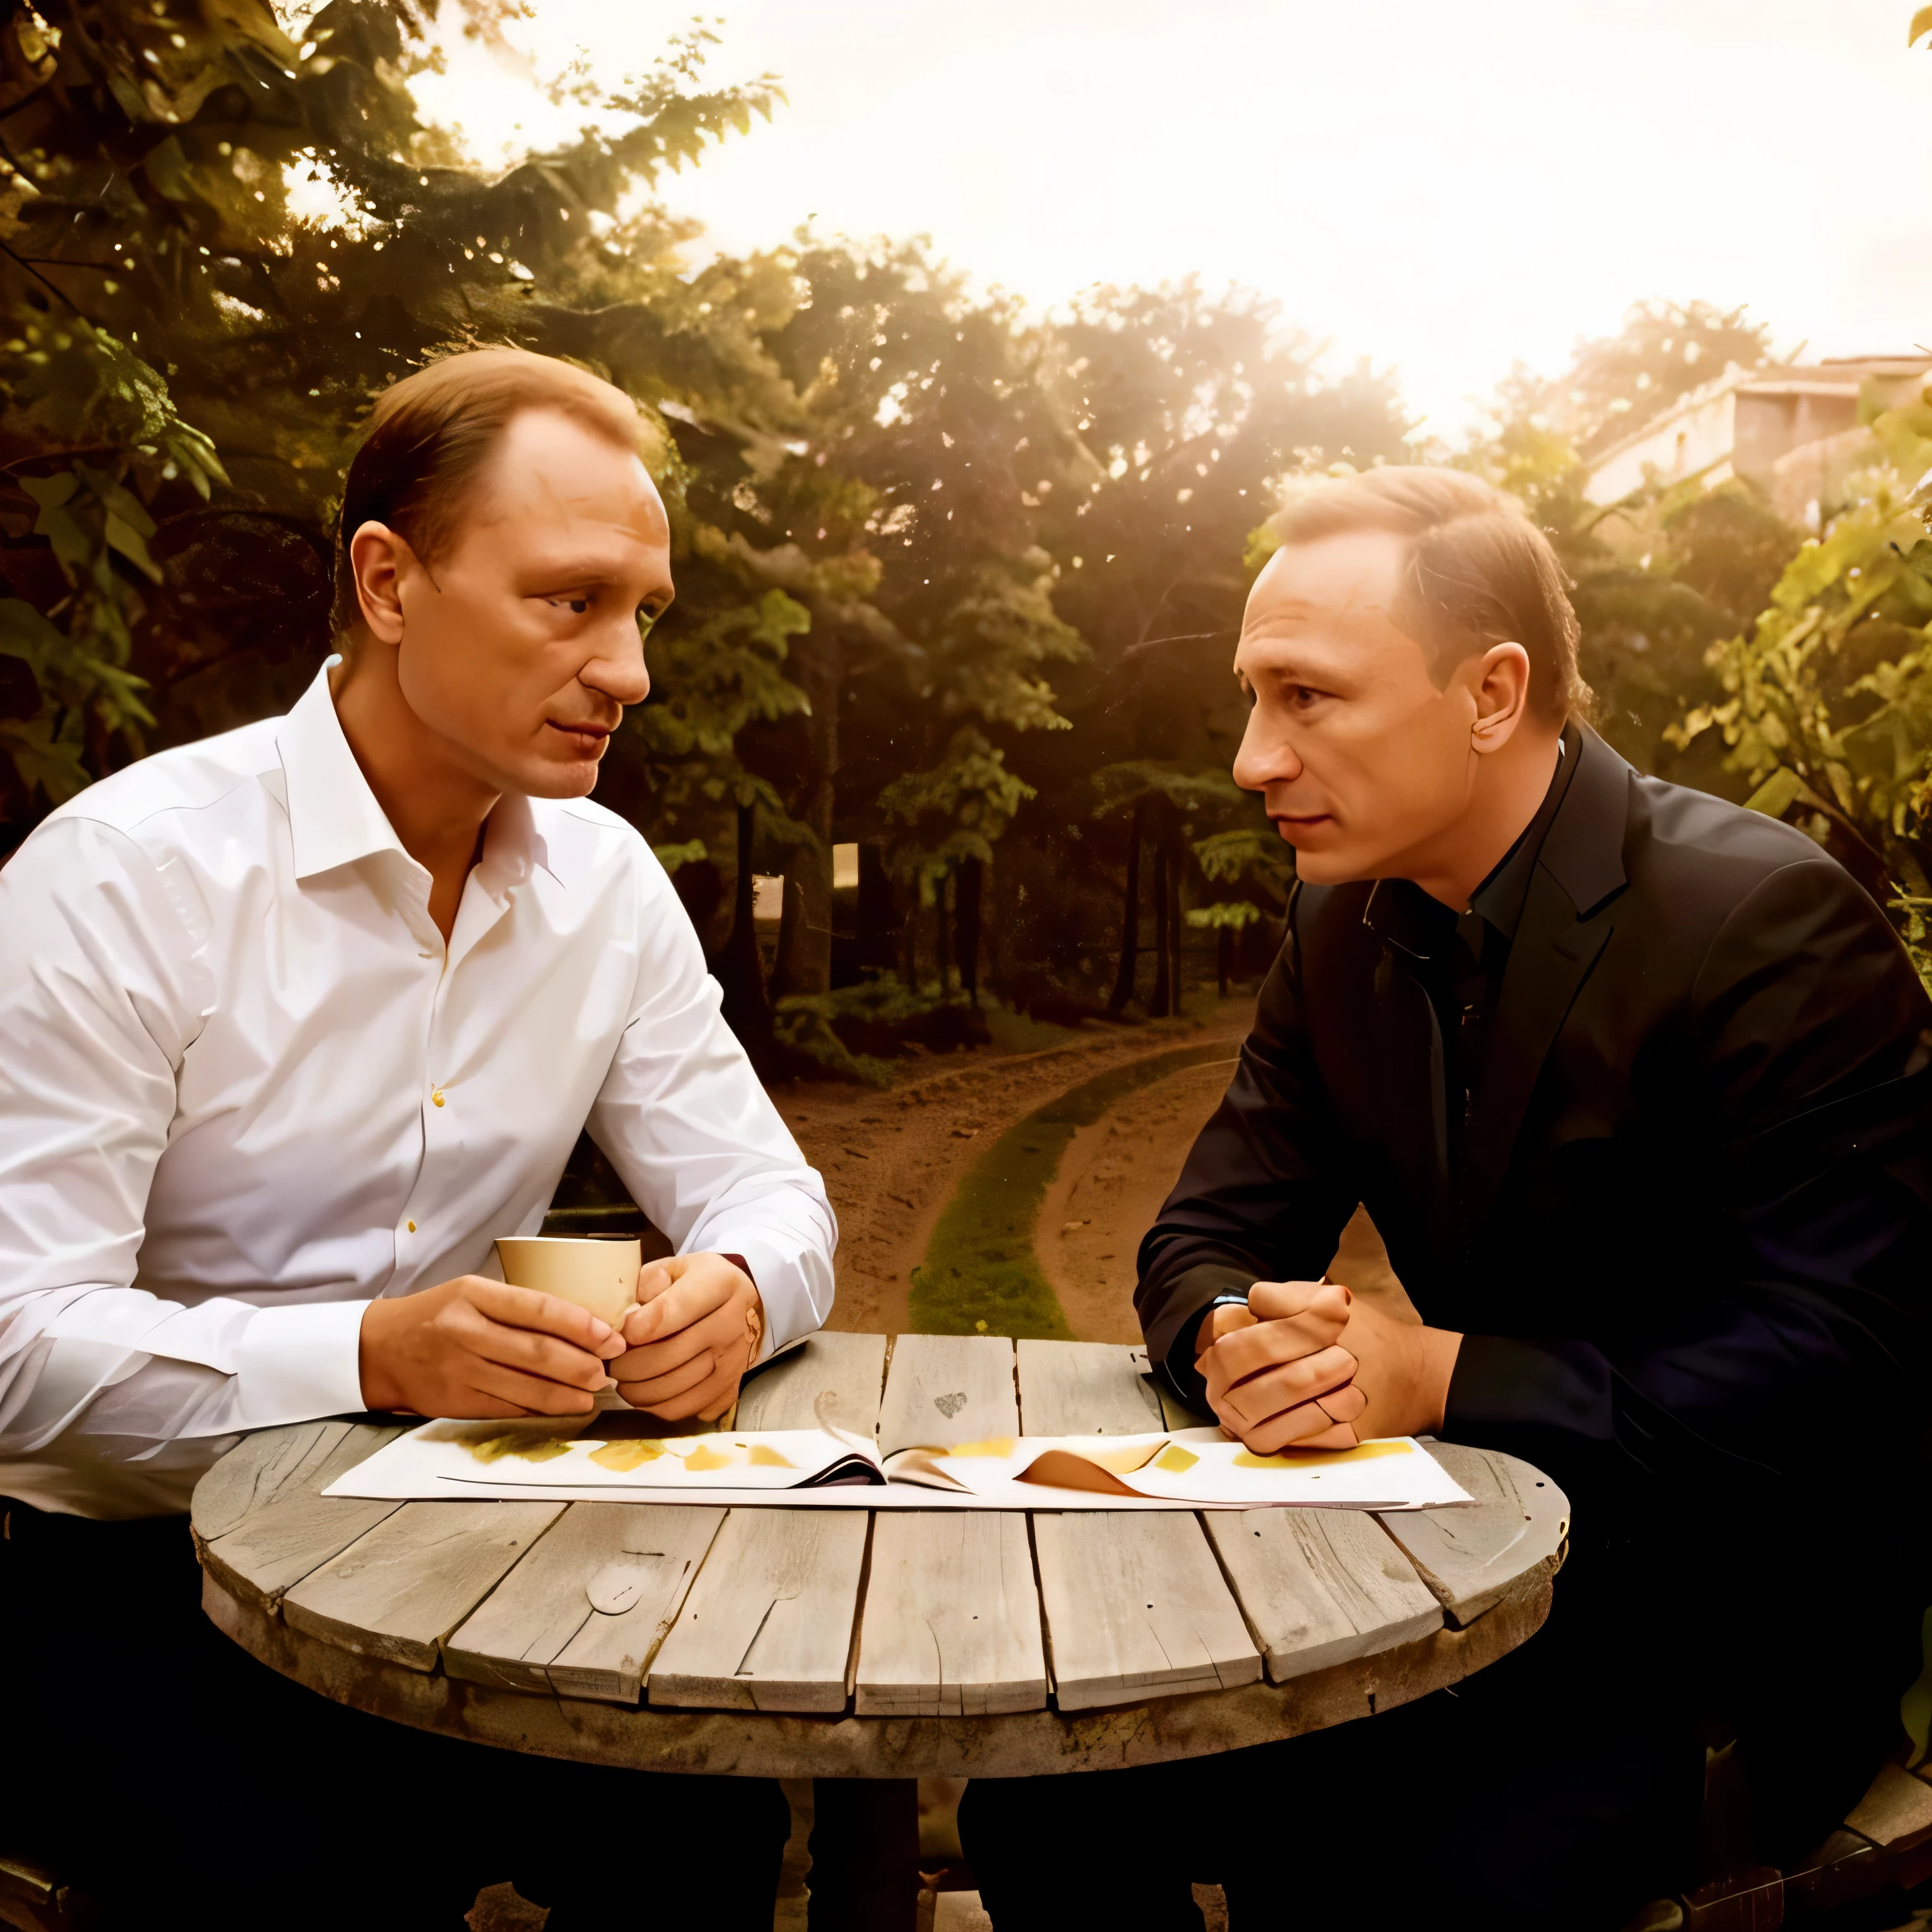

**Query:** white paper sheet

left=323, top=1418, right=1473, bottom=1511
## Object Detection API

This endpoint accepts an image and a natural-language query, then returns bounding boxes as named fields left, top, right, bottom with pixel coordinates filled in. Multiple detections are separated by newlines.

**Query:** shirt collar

left=1466, top=721, right=1582, bottom=943
left=1360, top=721, right=1581, bottom=962
left=277, top=665, right=407, bottom=881
left=276, top=663, right=558, bottom=890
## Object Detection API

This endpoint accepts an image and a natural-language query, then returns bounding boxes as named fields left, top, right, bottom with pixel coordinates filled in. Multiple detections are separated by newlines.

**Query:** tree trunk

left=1149, top=845, right=1173, bottom=1018
left=1167, top=845, right=1184, bottom=1016
left=1216, top=923, right=1232, bottom=999
left=857, top=843, right=897, bottom=975
left=716, top=802, right=772, bottom=1053
left=954, top=856, right=983, bottom=1005
left=771, top=635, right=840, bottom=999
left=934, top=872, right=952, bottom=996
left=1108, top=796, right=1146, bottom=1015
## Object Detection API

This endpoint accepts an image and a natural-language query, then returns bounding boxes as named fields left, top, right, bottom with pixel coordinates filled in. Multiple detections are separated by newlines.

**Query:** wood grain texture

left=1375, top=1443, right=1570, bottom=1626
left=1014, top=1340, right=1163, bottom=1436
left=1845, top=1763, right=1932, bottom=1849
left=443, top=1502, right=725, bottom=1704
left=1202, top=1508, right=1441, bottom=1682
left=877, top=1334, right=1017, bottom=1454
left=735, top=1332, right=889, bottom=1434
left=1033, top=1512, right=1260, bottom=1712
left=854, top=1512, right=1048, bottom=1718
left=193, top=1421, right=406, bottom=1611
left=205, top=1554, right=1553, bottom=1779
left=282, top=1499, right=565, bottom=1670
left=648, top=1508, right=870, bottom=1713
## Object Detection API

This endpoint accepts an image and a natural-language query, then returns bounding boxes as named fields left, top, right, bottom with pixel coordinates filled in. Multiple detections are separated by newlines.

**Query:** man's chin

left=1282, top=842, right=1372, bottom=887
left=513, top=754, right=604, bottom=801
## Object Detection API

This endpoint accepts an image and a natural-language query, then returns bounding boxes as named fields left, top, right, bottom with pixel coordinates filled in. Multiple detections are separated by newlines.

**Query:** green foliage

left=879, top=724, right=1035, bottom=904
left=1184, top=898, right=1260, bottom=931
left=1668, top=402, right=1932, bottom=977
left=0, top=0, right=795, bottom=845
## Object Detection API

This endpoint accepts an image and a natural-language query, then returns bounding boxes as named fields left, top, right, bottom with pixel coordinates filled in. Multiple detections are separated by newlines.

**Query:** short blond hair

left=332, top=348, right=648, bottom=637
left=1270, top=467, right=1589, bottom=724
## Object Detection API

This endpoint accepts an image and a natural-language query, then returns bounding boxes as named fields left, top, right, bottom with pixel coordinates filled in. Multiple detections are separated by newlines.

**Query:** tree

left=1467, top=301, right=1794, bottom=787
left=0, top=0, right=791, bottom=857
left=1009, top=280, right=1413, bottom=1008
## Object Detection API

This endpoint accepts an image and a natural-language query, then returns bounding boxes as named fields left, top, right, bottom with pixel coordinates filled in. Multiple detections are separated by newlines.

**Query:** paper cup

left=495, top=1236, right=641, bottom=1328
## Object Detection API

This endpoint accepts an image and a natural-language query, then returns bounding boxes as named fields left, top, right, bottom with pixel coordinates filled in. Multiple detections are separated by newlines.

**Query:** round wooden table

left=193, top=1333, right=1568, bottom=1784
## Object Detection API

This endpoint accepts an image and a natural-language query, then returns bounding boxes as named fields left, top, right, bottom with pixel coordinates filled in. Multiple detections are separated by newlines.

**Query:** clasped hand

left=1196, top=1280, right=1462, bottom=1453
left=358, top=1251, right=763, bottom=1423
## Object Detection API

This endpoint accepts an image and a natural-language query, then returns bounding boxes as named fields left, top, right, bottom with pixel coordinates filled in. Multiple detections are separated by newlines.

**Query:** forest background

left=8, top=0, right=1932, bottom=1085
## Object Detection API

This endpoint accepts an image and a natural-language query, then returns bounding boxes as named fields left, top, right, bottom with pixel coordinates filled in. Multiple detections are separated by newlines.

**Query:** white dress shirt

left=0, top=667, right=836, bottom=1519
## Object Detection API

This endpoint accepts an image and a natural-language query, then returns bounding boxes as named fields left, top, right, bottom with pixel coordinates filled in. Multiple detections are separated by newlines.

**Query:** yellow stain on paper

left=1233, top=1440, right=1413, bottom=1470
left=945, top=1437, right=1017, bottom=1459
left=588, top=1439, right=665, bottom=1472
left=682, top=1443, right=731, bottom=1472
left=1154, top=1445, right=1200, bottom=1474
left=747, top=1445, right=795, bottom=1468
left=465, top=1430, right=577, bottom=1465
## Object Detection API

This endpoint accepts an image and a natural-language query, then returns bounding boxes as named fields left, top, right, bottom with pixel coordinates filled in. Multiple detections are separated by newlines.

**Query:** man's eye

left=548, top=595, right=591, bottom=615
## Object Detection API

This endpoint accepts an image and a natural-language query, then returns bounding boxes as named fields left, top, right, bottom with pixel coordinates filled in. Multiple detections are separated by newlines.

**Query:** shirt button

left=406, top=1221, right=417, bottom=1233
left=431, top=1089, right=445, bottom=1108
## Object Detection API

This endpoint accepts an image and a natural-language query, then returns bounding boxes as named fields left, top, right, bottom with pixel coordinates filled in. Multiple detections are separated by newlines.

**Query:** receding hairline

left=1254, top=465, right=1586, bottom=724
left=436, top=402, right=668, bottom=538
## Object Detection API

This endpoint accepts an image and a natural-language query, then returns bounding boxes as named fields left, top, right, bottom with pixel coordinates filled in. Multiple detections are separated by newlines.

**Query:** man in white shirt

left=0, top=348, right=835, bottom=1928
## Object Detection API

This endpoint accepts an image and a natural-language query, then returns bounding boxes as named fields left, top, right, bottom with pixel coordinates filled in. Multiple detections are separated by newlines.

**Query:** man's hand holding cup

left=612, top=1251, right=765, bottom=1422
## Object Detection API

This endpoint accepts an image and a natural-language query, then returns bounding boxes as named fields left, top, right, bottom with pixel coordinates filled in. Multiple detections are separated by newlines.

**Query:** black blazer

left=1140, top=725, right=1932, bottom=1597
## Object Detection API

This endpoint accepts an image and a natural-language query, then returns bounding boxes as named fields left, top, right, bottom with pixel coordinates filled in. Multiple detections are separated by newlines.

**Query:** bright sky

left=411, top=0, right=1932, bottom=440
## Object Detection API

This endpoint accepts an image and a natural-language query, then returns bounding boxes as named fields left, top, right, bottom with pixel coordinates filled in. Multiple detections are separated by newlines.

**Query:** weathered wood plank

left=195, top=1421, right=406, bottom=1611
left=443, top=1502, right=725, bottom=1704
left=1845, top=1763, right=1932, bottom=1849
left=735, top=1332, right=889, bottom=1435
left=854, top=1513, right=1048, bottom=1718
left=282, top=1499, right=565, bottom=1670
left=192, top=1419, right=343, bottom=1540
left=1202, top=1508, right=1441, bottom=1682
left=1375, top=1443, right=1570, bottom=1626
left=1014, top=1340, right=1164, bottom=1436
left=1032, top=1512, right=1260, bottom=1712
left=877, top=1334, right=1016, bottom=1454
left=648, top=1508, right=870, bottom=1713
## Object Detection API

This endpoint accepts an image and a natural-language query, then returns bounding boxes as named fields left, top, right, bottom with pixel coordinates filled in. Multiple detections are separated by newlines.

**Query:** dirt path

left=780, top=1002, right=1256, bottom=1335
left=784, top=996, right=1412, bottom=1340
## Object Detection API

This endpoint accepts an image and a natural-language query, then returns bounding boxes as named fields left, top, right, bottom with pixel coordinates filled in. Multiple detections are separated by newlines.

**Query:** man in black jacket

left=959, top=469, right=1932, bottom=1930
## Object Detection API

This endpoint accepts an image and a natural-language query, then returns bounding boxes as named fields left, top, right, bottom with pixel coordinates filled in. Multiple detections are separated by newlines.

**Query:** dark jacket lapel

left=1460, top=728, right=1631, bottom=1241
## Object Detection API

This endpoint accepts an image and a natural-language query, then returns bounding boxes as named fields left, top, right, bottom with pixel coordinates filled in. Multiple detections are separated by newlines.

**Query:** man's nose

left=582, top=619, right=651, bottom=708
left=1232, top=708, right=1301, bottom=792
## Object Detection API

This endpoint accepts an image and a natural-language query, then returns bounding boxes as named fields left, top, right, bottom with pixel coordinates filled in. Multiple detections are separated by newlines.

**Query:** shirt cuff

left=219, top=1299, right=372, bottom=1434
left=719, top=1235, right=823, bottom=1364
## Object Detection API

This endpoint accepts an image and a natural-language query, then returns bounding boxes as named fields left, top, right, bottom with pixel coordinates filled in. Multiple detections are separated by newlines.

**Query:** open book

left=325, top=1407, right=1473, bottom=1512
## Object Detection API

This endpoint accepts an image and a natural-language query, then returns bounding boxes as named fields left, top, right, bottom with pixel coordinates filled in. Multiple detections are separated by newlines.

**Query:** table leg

left=806, top=1777, right=919, bottom=1932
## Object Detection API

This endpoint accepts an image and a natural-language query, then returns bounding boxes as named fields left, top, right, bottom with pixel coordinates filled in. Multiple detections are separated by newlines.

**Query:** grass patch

left=908, top=1039, right=1240, bottom=1336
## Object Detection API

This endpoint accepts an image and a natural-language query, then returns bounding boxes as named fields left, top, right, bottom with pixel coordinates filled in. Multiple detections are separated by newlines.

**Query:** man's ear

left=347, top=521, right=416, bottom=646
left=1468, top=641, right=1532, bottom=755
